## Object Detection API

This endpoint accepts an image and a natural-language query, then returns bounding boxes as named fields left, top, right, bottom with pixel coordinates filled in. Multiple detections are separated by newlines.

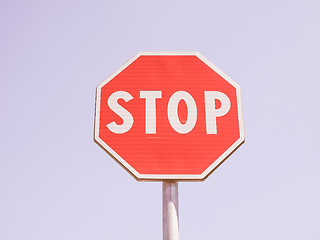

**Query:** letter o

left=167, top=91, right=197, bottom=134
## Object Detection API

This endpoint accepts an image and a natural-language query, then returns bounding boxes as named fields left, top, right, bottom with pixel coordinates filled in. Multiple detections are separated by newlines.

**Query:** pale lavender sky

left=1, top=0, right=320, bottom=240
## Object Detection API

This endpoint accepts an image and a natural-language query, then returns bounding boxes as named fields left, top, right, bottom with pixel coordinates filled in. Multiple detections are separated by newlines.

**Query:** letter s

left=106, top=91, right=133, bottom=134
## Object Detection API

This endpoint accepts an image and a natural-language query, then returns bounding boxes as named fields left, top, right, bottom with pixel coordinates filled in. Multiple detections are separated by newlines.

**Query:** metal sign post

left=163, top=181, right=179, bottom=240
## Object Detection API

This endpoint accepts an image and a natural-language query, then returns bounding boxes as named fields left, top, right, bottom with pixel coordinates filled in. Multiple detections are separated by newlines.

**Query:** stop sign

left=94, top=52, right=244, bottom=180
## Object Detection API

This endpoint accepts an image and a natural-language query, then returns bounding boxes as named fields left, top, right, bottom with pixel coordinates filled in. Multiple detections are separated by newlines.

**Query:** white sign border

left=94, top=52, right=245, bottom=181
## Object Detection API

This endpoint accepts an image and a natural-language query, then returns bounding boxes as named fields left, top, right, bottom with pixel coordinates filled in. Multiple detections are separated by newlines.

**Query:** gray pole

left=163, top=181, right=179, bottom=240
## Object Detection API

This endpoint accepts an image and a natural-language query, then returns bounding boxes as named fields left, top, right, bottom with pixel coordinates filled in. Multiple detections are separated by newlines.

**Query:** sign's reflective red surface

left=95, top=52, right=244, bottom=180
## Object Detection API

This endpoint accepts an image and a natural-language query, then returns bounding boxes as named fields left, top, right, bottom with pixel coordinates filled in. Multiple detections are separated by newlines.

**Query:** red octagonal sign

left=94, top=52, right=244, bottom=180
